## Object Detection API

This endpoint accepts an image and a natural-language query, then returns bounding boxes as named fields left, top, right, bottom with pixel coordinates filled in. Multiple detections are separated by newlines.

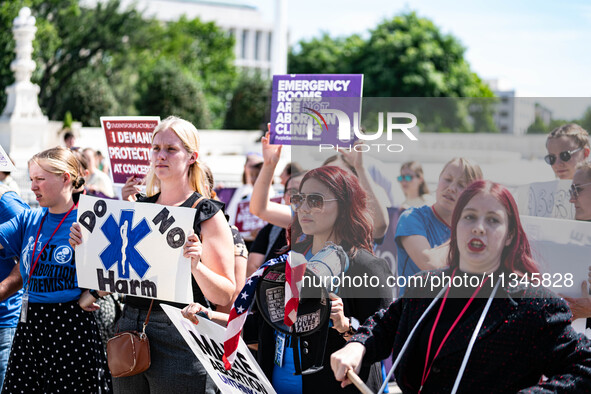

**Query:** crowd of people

left=0, top=118, right=589, bottom=393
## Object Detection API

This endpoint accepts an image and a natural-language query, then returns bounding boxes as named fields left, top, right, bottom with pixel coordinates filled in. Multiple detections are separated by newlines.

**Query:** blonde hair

left=401, top=160, right=429, bottom=195
left=575, top=161, right=591, bottom=182
left=546, top=123, right=590, bottom=149
left=440, top=157, right=483, bottom=185
left=145, top=116, right=207, bottom=197
left=29, top=146, right=84, bottom=189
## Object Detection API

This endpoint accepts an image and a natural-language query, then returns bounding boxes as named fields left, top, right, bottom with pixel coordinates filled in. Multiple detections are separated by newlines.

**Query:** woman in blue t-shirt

left=395, top=158, right=482, bottom=295
left=0, top=146, right=111, bottom=393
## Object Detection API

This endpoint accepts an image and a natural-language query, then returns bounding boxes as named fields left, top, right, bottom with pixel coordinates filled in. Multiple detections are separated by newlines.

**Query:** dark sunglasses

left=544, top=147, right=583, bottom=165
left=569, top=182, right=591, bottom=200
left=291, top=193, right=337, bottom=212
left=397, top=175, right=414, bottom=182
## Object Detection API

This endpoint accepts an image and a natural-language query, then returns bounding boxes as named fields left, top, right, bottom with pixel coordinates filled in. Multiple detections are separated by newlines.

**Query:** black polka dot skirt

left=2, top=300, right=112, bottom=393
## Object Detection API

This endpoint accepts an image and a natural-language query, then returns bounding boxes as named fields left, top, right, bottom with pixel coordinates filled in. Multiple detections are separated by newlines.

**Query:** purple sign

left=270, top=74, right=363, bottom=146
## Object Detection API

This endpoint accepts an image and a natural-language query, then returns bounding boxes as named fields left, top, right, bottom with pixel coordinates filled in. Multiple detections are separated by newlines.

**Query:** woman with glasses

left=253, top=166, right=392, bottom=393
left=545, top=123, right=590, bottom=180
left=331, top=180, right=591, bottom=392
left=398, top=161, right=435, bottom=210
left=562, top=162, right=591, bottom=322
left=395, top=158, right=482, bottom=295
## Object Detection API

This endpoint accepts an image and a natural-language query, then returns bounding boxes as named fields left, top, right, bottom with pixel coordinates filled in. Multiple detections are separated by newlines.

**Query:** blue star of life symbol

left=100, top=210, right=151, bottom=279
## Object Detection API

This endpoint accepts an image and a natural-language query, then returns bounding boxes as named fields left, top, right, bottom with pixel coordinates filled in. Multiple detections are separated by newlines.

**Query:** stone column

left=0, top=7, right=49, bottom=166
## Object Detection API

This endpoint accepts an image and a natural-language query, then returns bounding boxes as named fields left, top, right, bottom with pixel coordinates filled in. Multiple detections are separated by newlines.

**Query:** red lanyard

left=27, top=203, right=77, bottom=284
left=431, top=206, right=450, bottom=228
left=419, top=269, right=489, bottom=392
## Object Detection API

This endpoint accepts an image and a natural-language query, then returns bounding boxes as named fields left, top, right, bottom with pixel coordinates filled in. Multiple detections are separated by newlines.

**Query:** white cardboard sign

left=161, top=304, right=276, bottom=394
left=0, top=144, right=16, bottom=172
left=516, top=180, right=575, bottom=219
left=521, top=215, right=591, bottom=337
left=75, top=194, right=194, bottom=303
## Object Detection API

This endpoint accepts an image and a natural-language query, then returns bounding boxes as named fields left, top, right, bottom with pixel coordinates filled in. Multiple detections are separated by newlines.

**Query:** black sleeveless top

left=125, top=192, right=225, bottom=310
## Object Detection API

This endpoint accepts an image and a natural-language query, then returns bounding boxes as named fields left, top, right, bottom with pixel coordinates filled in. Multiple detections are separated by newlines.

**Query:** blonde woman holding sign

left=0, top=147, right=111, bottom=393
left=71, top=116, right=236, bottom=394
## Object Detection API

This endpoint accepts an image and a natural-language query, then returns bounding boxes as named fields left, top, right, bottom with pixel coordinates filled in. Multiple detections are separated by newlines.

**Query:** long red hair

left=286, top=166, right=374, bottom=256
left=447, top=180, right=538, bottom=275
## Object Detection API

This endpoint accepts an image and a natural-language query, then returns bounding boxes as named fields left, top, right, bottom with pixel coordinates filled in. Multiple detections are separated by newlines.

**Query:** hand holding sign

left=184, top=230, right=202, bottom=272
left=262, top=130, right=282, bottom=166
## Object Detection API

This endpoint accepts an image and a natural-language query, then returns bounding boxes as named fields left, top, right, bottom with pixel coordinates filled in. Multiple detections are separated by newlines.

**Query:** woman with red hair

left=331, top=180, right=591, bottom=392
left=253, top=166, right=393, bottom=393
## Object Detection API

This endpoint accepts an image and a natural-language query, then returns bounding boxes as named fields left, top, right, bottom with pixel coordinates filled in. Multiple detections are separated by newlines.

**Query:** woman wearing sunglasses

left=562, top=162, right=591, bottom=322
left=331, top=180, right=591, bottom=392
left=545, top=123, right=590, bottom=180
left=254, top=166, right=392, bottom=393
left=398, top=161, right=435, bottom=210
left=396, top=158, right=482, bottom=295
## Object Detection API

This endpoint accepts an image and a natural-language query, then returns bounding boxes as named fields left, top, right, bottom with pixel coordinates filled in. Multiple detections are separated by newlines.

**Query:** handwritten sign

left=100, top=116, right=159, bottom=187
left=516, top=180, right=575, bottom=219
left=270, top=74, right=363, bottom=146
left=75, top=194, right=194, bottom=303
left=0, top=144, right=16, bottom=172
left=161, top=304, right=276, bottom=394
left=521, top=215, right=591, bottom=337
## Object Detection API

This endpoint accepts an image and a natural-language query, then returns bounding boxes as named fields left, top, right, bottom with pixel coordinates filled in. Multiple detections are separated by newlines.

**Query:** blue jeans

left=0, top=327, right=16, bottom=391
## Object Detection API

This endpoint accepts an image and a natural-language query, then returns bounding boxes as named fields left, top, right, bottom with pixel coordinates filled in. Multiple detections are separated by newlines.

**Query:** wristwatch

left=341, top=316, right=360, bottom=336
left=88, top=289, right=102, bottom=300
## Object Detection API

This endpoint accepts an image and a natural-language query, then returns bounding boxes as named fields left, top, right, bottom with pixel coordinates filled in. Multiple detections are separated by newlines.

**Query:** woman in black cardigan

left=331, top=180, right=591, bottom=393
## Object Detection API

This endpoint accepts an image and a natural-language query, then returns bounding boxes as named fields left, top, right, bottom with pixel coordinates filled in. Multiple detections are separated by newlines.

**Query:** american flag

left=223, top=253, right=288, bottom=370
left=284, top=252, right=308, bottom=327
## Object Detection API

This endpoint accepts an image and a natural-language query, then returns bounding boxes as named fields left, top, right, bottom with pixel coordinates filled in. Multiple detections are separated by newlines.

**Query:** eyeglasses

left=569, top=182, right=591, bottom=200
left=397, top=175, right=414, bottom=182
left=290, top=193, right=337, bottom=212
left=544, top=147, right=583, bottom=165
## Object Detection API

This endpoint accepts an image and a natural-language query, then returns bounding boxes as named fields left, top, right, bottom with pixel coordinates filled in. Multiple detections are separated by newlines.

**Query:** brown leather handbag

left=107, top=299, right=153, bottom=378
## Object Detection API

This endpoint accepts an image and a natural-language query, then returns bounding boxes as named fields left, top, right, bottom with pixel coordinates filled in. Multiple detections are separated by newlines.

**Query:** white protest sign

left=161, top=304, right=276, bottom=394
left=0, top=144, right=16, bottom=172
left=521, top=215, right=591, bottom=337
left=75, top=194, right=194, bottom=303
left=516, top=180, right=575, bottom=219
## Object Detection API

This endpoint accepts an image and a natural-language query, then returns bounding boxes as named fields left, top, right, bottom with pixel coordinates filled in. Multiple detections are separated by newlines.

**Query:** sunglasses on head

left=544, top=147, right=583, bottom=165
left=397, top=175, right=414, bottom=182
left=569, top=182, right=591, bottom=200
left=290, top=193, right=337, bottom=212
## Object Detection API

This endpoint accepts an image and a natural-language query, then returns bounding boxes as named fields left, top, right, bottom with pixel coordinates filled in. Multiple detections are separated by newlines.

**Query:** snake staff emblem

left=120, top=221, right=128, bottom=276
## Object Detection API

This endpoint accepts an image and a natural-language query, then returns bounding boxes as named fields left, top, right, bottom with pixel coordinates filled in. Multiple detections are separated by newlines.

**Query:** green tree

left=224, top=72, right=271, bottom=130
left=145, top=16, right=237, bottom=127
left=136, top=58, right=211, bottom=128
left=288, top=12, right=494, bottom=133
left=578, top=107, right=591, bottom=133
left=53, top=68, right=118, bottom=127
left=527, top=115, right=549, bottom=134
left=288, top=33, right=364, bottom=75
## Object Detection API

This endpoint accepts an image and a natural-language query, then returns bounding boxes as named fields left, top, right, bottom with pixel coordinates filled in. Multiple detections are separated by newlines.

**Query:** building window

left=499, top=111, right=509, bottom=117
left=241, top=30, right=248, bottom=59
left=255, top=31, right=261, bottom=60
left=267, top=32, right=272, bottom=61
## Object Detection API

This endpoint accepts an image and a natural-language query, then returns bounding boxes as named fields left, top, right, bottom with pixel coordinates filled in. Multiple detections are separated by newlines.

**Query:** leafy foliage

left=136, top=58, right=211, bottom=128
left=224, top=72, right=271, bottom=130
